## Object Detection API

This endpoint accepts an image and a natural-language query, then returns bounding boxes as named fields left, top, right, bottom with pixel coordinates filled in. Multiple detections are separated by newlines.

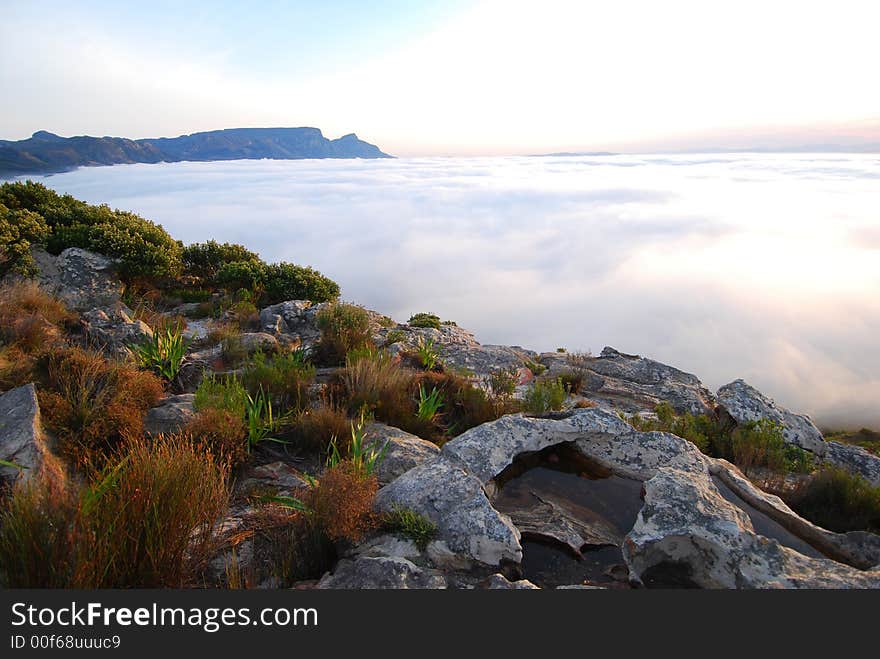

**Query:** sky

left=1, top=0, right=879, bottom=155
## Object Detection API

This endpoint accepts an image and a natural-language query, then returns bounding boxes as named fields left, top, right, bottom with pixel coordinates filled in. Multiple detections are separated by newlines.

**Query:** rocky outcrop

left=717, top=379, right=826, bottom=454
left=363, top=423, right=440, bottom=486
left=259, top=300, right=325, bottom=350
left=379, top=323, right=537, bottom=380
left=239, top=462, right=310, bottom=497
left=316, top=556, right=447, bottom=589
left=373, top=407, right=879, bottom=588
left=144, top=394, right=196, bottom=437
left=542, top=347, right=716, bottom=415
left=0, top=384, right=57, bottom=487
left=31, top=247, right=124, bottom=312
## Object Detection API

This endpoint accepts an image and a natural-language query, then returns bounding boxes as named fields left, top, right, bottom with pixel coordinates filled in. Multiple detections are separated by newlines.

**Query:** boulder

left=238, top=332, right=279, bottom=354
left=258, top=300, right=325, bottom=350
left=0, top=384, right=56, bottom=486
left=143, top=394, right=196, bottom=437
left=374, top=456, right=522, bottom=567
left=824, top=441, right=880, bottom=487
left=363, top=423, right=441, bottom=485
left=377, top=323, right=537, bottom=380
left=484, top=573, right=540, bottom=589
left=542, top=347, right=716, bottom=415
left=239, top=461, right=311, bottom=497
left=316, top=556, right=447, bottom=589
left=624, top=467, right=880, bottom=588
left=717, top=379, right=826, bottom=455
left=32, top=247, right=124, bottom=312
left=81, top=306, right=153, bottom=355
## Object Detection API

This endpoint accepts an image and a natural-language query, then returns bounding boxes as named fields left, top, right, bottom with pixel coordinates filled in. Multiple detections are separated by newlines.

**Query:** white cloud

left=21, top=152, right=880, bottom=428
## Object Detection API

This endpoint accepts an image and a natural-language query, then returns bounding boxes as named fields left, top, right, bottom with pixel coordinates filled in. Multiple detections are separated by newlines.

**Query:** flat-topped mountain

left=0, top=127, right=391, bottom=176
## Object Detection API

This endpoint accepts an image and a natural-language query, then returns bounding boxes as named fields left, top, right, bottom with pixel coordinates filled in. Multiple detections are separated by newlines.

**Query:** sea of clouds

left=20, top=153, right=880, bottom=428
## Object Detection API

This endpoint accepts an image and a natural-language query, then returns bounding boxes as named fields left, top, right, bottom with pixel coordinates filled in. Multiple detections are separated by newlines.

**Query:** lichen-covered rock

left=377, top=323, right=536, bottom=380
left=542, top=347, right=716, bottom=415
left=316, top=556, right=447, bottom=589
left=374, top=456, right=522, bottom=567
left=717, top=379, right=826, bottom=455
left=237, top=332, right=279, bottom=354
left=143, top=394, right=196, bottom=437
left=0, top=384, right=55, bottom=486
left=824, top=441, right=880, bottom=487
left=81, top=306, right=153, bottom=355
left=363, top=423, right=441, bottom=485
left=484, top=573, right=540, bottom=589
left=258, top=300, right=325, bottom=350
left=624, top=468, right=880, bottom=588
left=32, top=247, right=124, bottom=312
left=239, top=461, right=310, bottom=497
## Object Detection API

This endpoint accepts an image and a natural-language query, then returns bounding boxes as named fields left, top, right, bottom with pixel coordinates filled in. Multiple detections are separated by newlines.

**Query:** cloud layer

left=24, top=153, right=880, bottom=428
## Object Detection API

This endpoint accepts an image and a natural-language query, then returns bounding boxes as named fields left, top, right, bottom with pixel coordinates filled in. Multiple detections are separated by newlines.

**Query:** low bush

left=194, top=373, right=248, bottom=417
left=305, top=462, right=378, bottom=544
left=383, top=506, right=438, bottom=551
left=0, top=436, right=229, bottom=588
left=316, top=302, right=373, bottom=365
left=250, top=507, right=336, bottom=586
left=786, top=467, right=880, bottom=533
left=0, top=282, right=72, bottom=355
left=340, top=351, right=412, bottom=421
left=182, top=240, right=262, bottom=281
left=487, top=366, right=519, bottom=399
left=263, top=262, right=340, bottom=305
left=38, top=347, right=164, bottom=465
left=523, top=378, right=567, bottom=414
left=631, top=402, right=713, bottom=453
left=0, top=203, right=49, bottom=277
left=287, top=405, right=351, bottom=453
left=215, top=260, right=266, bottom=294
left=408, top=312, right=440, bottom=329
left=184, top=408, right=248, bottom=467
left=241, top=350, right=314, bottom=413
left=523, top=358, right=546, bottom=376
left=732, top=418, right=814, bottom=476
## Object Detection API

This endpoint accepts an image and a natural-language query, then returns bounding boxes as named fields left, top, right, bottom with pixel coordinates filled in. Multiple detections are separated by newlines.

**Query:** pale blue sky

left=2, top=0, right=879, bottom=155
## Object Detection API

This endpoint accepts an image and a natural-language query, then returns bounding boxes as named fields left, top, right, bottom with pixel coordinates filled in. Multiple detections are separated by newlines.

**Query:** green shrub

left=241, top=349, right=315, bottom=413
left=287, top=405, right=351, bottom=453
left=523, top=358, right=546, bottom=376
left=631, top=402, right=712, bottom=454
left=415, top=336, right=442, bottom=370
left=216, top=259, right=266, bottom=293
left=487, top=366, right=519, bottom=399
left=183, top=240, right=262, bottom=280
left=263, top=262, right=340, bottom=305
left=0, top=204, right=50, bottom=277
left=408, top=312, right=441, bottom=329
left=523, top=378, right=567, bottom=415
left=0, top=181, right=184, bottom=280
left=316, top=302, right=373, bottom=365
left=194, top=374, right=249, bottom=417
left=732, top=418, right=814, bottom=475
left=384, top=329, right=406, bottom=346
left=787, top=467, right=880, bottom=533
left=383, top=506, right=438, bottom=551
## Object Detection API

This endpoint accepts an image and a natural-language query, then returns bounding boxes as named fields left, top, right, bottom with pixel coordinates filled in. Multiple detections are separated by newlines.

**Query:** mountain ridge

left=0, top=127, right=392, bottom=176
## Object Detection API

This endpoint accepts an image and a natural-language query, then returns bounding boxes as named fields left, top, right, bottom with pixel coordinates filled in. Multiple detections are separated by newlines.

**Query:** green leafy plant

left=241, top=349, right=315, bottom=413
left=245, top=386, right=288, bottom=452
left=384, top=329, right=406, bottom=346
left=327, top=414, right=388, bottom=478
left=786, top=467, right=880, bottom=533
left=408, top=312, right=441, bottom=329
left=523, top=358, right=546, bottom=376
left=316, top=302, right=373, bottom=365
left=129, top=325, right=188, bottom=381
left=383, top=505, right=438, bottom=551
left=415, top=336, right=442, bottom=370
left=0, top=458, right=25, bottom=471
left=417, top=384, right=444, bottom=421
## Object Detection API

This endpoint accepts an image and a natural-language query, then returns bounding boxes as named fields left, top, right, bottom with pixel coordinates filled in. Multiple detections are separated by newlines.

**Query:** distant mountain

left=0, top=127, right=392, bottom=176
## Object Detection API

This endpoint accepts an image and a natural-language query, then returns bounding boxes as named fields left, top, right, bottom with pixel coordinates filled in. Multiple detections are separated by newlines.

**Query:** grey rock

left=33, top=247, right=124, bottom=312
left=542, top=346, right=716, bottom=415
left=143, top=394, right=195, bottom=437
left=484, top=574, right=540, bottom=589
left=239, top=461, right=310, bottom=497
left=374, top=456, right=522, bottom=567
left=81, top=306, right=153, bottom=355
left=351, top=534, right=422, bottom=561
left=0, top=384, right=52, bottom=486
left=624, top=467, right=880, bottom=588
left=824, top=441, right=880, bottom=487
left=363, top=423, right=440, bottom=485
left=258, top=300, right=325, bottom=350
left=717, top=379, right=827, bottom=455
left=316, top=556, right=447, bottom=589
left=238, top=332, right=279, bottom=354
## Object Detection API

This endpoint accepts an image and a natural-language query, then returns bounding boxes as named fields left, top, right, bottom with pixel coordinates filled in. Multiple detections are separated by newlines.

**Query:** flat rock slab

left=0, top=384, right=55, bottom=486
left=144, top=394, right=195, bottom=437
left=316, top=556, right=447, bottom=589
left=363, top=423, right=440, bottom=485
